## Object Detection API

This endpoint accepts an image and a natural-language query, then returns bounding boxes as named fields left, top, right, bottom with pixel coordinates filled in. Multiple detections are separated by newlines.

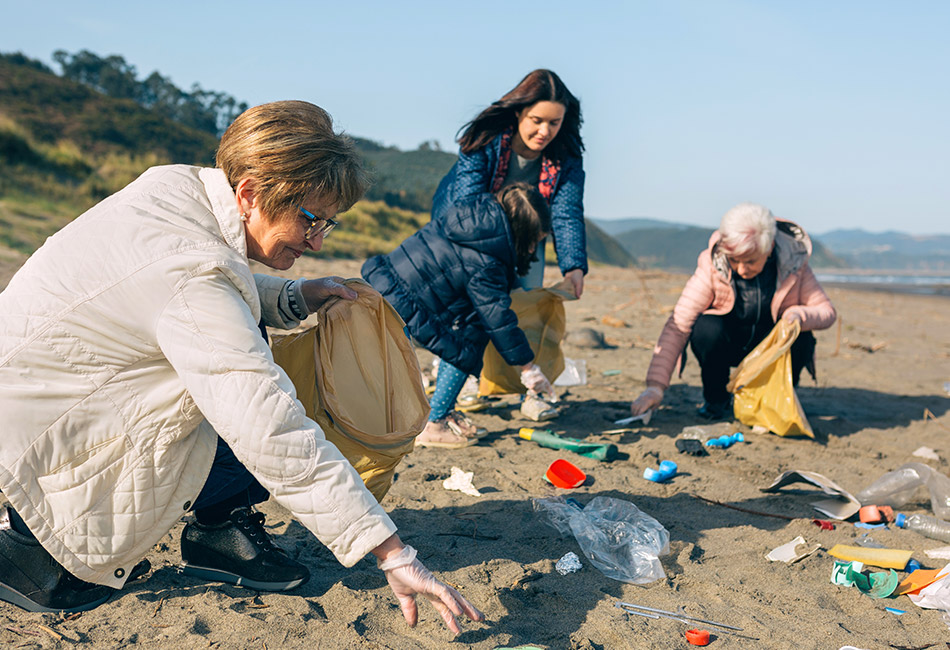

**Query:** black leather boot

left=0, top=506, right=115, bottom=613
left=180, top=507, right=309, bottom=591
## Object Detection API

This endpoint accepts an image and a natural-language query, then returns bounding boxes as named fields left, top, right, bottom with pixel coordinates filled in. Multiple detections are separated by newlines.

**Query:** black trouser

left=688, top=314, right=815, bottom=405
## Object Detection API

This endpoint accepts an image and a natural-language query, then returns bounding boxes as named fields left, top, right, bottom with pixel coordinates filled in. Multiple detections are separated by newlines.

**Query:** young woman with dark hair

left=362, top=183, right=558, bottom=448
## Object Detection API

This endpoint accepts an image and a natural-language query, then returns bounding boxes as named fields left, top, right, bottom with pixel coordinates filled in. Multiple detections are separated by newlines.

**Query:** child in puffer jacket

left=362, top=183, right=557, bottom=448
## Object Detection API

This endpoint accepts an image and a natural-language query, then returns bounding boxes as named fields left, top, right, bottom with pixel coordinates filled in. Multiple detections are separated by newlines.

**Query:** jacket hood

left=439, top=193, right=516, bottom=262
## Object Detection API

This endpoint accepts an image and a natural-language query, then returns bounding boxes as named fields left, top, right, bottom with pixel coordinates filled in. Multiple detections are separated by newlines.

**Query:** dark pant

left=191, top=436, right=269, bottom=523
left=688, top=314, right=815, bottom=405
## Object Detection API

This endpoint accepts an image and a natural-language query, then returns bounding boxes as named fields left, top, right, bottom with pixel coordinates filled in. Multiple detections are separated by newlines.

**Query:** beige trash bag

left=726, top=318, right=815, bottom=438
left=479, top=280, right=577, bottom=396
left=270, top=279, right=429, bottom=501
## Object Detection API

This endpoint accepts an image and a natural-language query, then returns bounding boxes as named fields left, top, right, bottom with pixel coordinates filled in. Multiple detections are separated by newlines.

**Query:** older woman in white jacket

left=0, top=101, right=481, bottom=635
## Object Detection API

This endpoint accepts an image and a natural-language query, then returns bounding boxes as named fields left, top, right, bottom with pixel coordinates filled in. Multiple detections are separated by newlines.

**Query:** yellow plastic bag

left=478, top=280, right=577, bottom=396
left=726, top=319, right=814, bottom=438
left=271, top=279, right=429, bottom=501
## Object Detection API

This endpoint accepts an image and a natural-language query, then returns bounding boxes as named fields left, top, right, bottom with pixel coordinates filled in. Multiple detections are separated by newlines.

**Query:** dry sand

left=2, top=258, right=950, bottom=649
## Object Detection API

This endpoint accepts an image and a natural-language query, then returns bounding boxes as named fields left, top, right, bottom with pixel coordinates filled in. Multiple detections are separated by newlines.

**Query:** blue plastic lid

left=896, top=513, right=906, bottom=528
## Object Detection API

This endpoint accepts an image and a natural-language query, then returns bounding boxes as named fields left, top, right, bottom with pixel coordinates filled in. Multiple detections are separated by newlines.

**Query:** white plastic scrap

left=555, top=551, right=582, bottom=575
left=555, top=357, right=587, bottom=387
left=908, top=563, right=950, bottom=610
left=913, top=446, right=940, bottom=461
left=766, top=536, right=821, bottom=564
left=925, top=547, right=950, bottom=560
left=442, top=466, right=482, bottom=497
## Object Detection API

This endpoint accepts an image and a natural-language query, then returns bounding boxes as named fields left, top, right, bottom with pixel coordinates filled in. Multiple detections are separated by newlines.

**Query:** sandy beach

left=3, top=257, right=950, bottom=649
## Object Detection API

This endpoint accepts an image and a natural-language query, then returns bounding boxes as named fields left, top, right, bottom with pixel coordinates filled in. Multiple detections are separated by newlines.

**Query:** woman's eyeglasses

left=299, top=207, right=338, bottom=240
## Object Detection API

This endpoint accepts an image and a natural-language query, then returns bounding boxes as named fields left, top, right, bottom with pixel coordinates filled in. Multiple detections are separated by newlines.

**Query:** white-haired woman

left=630, top=203, right=836, bottom=420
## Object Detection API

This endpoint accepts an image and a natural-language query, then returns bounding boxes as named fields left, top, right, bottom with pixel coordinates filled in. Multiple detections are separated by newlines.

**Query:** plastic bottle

left=857, top=463, right=950, bottom=520
left=519, top=428, right=618, bottom=461
left=896, top=513, right=950, bottom=543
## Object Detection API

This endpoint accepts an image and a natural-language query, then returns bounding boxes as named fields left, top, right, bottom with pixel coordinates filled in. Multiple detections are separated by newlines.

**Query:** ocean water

left=816, top=272, right=950, bottom=297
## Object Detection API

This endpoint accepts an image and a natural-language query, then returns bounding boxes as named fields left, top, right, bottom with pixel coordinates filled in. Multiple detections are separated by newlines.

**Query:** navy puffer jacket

left=362, top=194, right=534, bottom=376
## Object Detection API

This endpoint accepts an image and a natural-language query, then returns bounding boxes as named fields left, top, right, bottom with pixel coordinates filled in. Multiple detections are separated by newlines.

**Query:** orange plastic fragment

left=896, top=568, right=949, bottom=596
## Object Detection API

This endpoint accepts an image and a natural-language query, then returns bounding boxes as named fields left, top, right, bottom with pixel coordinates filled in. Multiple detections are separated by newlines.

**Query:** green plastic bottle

left=519, top=428, right=618, bottom=462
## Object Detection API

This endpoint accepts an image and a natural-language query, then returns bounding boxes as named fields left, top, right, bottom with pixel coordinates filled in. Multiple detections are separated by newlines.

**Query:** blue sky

left=5, top=1, right=948, bottom=234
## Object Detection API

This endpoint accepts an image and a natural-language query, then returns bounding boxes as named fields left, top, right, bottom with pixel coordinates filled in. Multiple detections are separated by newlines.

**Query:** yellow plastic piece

left=827, top=544, right=913, bottom=570
left=727, top=319, right=814, bottom=438
left=479, top=282, right=576, bottom=396
left=270, top=280, right=428, bottom=502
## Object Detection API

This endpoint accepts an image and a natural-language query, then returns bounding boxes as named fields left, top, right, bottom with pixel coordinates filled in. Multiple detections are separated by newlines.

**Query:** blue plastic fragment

left=705, top=432, right=745, bottom=449
left=905, top=559, right=922, bottom=572
left=643, top=460, right=678, bottom=483
left=854, top=522, right=888, bottom=529
left=884, top=607, right=905, bottom=615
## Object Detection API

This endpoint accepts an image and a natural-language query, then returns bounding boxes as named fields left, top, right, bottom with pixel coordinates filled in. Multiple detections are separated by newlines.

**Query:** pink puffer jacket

left=645, top=220, right=836, bottom=389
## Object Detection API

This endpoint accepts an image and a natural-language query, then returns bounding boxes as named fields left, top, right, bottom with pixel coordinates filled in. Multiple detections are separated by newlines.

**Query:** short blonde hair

left=718, top=202, right=777, bottom=257
left=216, top=100, right=369, bottom=220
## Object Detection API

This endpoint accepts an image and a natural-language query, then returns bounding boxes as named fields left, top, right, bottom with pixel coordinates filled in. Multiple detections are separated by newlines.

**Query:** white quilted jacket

left=0, top=165, right=396, bottom=588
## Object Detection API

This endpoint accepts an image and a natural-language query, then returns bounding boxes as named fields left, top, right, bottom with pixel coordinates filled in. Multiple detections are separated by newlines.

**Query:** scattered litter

left=554, top=357, right=587, bottom=387
left=534, top=496, right=670, bottom=584
left=856, top=462, right=950, bottom=520
left=897, top=568, right=946, bottom=596
left=545, top=459, right=587, bottom=489
left=706, top=432, right=744, bottom=448
left=924, top=547, right=950, bottom=560
left=676, top=438, right=708, bottom=456
left=601, top=427, right=636, bottom=435
left=766, top=535, right=820, bottom=563
left=601, top=369, right=622, bottom=376
left=913, top=446, right=940, bottom=461
left=555, top=551, right=582, bottom=575
left=859, top=505, right=894, bottom=524
left=944, top=381, right=950, bottom=396
left=614, top=411, right=653, bottom=426
left=643, top=460, right=677, bottom=483
left=906, top=559, right=922, bottom=572
left=828, top=544, right=913, bottom=570
left=906, top=562, right=950, bottom=609
left=762, top=470, right=862, bottom=520
left=520, top=427, right=618, bottom=461
left=846, top=339, right=887, bottom=353
left=884, top=607, right=906, bottom=615
left=831, top=559, right=899, bottom=598
left=615, top=601, right=744, bottom=633
left=855, top=522, right=888, bottom=530
left=600, top=315, right=628, bottom=328
left=685, top=629, right=710, bottom=646
left=442, top=467, right=482, bottom=497
left=855, top=533, right=885, bottom=548
left=813, top=519, right=836, bottom=531
left=681, top=425, right=713, bottom=439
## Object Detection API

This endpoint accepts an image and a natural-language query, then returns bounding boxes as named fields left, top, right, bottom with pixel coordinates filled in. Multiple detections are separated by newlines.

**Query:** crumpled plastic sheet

left=442, top=466, right=482, bottom=497
left=533, top=495, right=670, bottom=584
left=555, top=551, right=582, bottom=575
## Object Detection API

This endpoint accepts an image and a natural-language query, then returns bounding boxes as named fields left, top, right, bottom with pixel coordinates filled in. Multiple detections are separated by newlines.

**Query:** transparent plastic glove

left=379, top=545, right=484, bottom=636
left=520, top=363, right=557, bottom=402
left=631, top=386, right=663, bottom=415
left=300, top=276, right=357, bottom=312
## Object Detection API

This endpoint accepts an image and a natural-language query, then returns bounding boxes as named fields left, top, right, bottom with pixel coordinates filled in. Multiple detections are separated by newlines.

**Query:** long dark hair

left=458, top=69, right=584, bottom=161
left=496, top=182, right=552, bottom=276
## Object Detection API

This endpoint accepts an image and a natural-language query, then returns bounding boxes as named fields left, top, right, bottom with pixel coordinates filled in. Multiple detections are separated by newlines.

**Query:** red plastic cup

left=685, top=629, right=710, bottom=646
left=546, top=459, right=586, bottom=488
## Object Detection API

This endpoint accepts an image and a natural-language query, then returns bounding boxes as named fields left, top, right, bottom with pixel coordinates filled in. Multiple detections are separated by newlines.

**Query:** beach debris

left=600, top=314, right=628, bottom=328
left=855, top=533, right=886, bottom=548
left=923, top=408, right=950, bottom=433
left=855, top=522, right=888, bottom=529
left=614, top=411, right=653, bottom=426
left=905, top=562, right=950, bottom=610
left=520, top=427, right=618, bottom=461
left=856, top=462, right=950, bottom=520
left=493, top=646, right=544, bottom=650
left=766, top=535, right=820, bottom=563
left=924, top=547, right=950, bottom=560
left=555, top=551, right=583, bottom=575
left=944, top=381, right=950, bottom=396
left=545, top=459, right=587, bottom=489
left=813, top=519, right=836, bottom=530
left=615, top=601, right=744, bottom=632
left=846, top=339, right=888, bottom=353
left=554, top=357, right=587, bottom=386
left=828, top=544, right=913, bottom=570
left=897, top=567, right=947, bottom=596
left=534, top=496, right=670, bottom=584
left=706, top=432, right=744, bottom=448
left=643, top=460, right=678, bottom=483
left=831, top=559, right=899, bottom=598
left=565, top=327, right=610, bottom=349
left=859, top=505, right=894, bottom=524
left=685, top=628, right=711, bottom=646
left=913, top=446, right=941, bottom=461
left=907, top=559, right=923, bottom=572
left=601, top=369, right=622, bottom=376
left=763, top=470, right=862, bottom=520
left=676, top=438, right=708, bottom=456
left=884, top=607, right=906, bottom=615
left=601, top=427, right=636, bottom=435
left=442, top=467, right=482, bottom=497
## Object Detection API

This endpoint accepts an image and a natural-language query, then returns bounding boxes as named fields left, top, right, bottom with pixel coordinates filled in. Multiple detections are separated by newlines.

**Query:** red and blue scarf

left=490, top=127, right=561, bottom=204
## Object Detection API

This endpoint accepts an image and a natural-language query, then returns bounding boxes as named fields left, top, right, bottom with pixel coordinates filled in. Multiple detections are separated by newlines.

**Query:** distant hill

left=593, top=217, right=846, bottom=271
left=585, top=220, right=637, bottom=268
left=352, top=138, right=456, bottom=213
left=592, top=217, right=682, bottom=236
left=817, top=229, right=950, bottom=270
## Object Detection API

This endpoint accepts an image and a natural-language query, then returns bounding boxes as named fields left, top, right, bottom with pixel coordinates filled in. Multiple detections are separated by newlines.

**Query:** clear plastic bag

left=856, top=462, right=950, bottom=519
left=533, top=496, right=670, bottom=584
left=554, top=357, right=587, bottom=387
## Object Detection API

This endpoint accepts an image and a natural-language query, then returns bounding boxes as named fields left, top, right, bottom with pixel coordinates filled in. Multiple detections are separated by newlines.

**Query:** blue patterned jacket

left=431, top=133, right=587, bottom=275
left=362, top=194, right=534, bottom=375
